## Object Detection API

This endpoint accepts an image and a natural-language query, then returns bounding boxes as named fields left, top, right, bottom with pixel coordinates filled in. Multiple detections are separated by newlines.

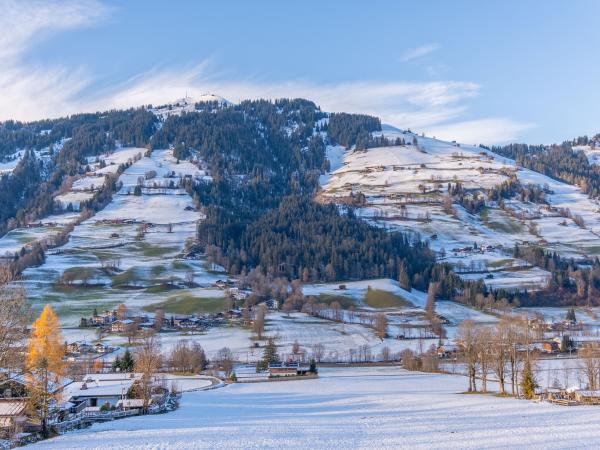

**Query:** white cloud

left=0, top=0, right=108, bottom=59
left=0, top=0, right=108, bottom=121
left=0, top=3, right=532, bottom=144
left=400, top=43, right=440, bottom=62
left=425, top=118, right=535, bottom=145
left=82, top=65, right=482, bottom=133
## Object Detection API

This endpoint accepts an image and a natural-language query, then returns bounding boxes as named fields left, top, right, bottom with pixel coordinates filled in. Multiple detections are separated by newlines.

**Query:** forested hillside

left=5, top=97, right=600, bottom=307
left=0, top=109, right=156, bottom=235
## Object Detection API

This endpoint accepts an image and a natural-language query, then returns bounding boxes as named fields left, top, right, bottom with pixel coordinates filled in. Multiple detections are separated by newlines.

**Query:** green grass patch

left=480, top=208, right=523, bottom=234
left=151, top=265, right=167, bottom=277
left=143, top=294, right=226, bottom=315
left=111, top=268, right=141, bottom=287
left=364, top=289, right=411, bottom=308
left=144, top=283, right=179, bottom=294
left=583, top=245, right=600, bottom=255
left=134, top=241, right=180, bottom=258
left=172, top=261, right=191, bottom=271
left=62, top=266, right=100, bottom=282
left=487, top=258, right=514, bottom=269
left=317, top=294, right=356, bottom=309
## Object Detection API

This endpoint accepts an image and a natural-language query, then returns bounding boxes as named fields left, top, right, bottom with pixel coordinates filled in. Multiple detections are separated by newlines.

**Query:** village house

left=574, top=390, right=600, bottom=405
left=227, top=287, right=251, bottom=301
left=437, top=344, right=460, bottom=359
left=268, top=362, right=302, bottom=377
left=233, top=366, right=270, bottom=383
left=63, top=373, right=142, bottom=410
left=111, top=319, right=137, bottom=334
left=0, top=400, right=29, bottom=438
left=541, top=341, right=559, bottom=354
left=90, top=310, right=116, bottom=326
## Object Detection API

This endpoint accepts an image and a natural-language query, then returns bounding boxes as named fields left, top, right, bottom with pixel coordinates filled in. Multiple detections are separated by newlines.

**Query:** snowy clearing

left=32, top=366, right=600, bottom=450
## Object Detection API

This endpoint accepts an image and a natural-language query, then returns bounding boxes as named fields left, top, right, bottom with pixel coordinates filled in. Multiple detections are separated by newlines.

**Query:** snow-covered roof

left=64, top=378, right=138, bottom=400
left=8, top=374, right=73, bottom=393
left=0, top=401, right=26, bottom=416
left=576, top=390, right=600, bottom=397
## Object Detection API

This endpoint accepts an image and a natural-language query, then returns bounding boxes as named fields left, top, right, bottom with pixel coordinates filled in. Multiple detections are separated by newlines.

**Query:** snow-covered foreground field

left=33, top=366, right=600, bottom=449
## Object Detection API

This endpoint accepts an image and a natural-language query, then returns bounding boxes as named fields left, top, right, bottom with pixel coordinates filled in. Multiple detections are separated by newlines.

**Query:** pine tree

left=26, top=305, right=65, bottom=437
left=520, top=358, right=536, bottom=399
left=121, top=349, right=135, bottom=372
left=257, top=338, right=279, bottom=371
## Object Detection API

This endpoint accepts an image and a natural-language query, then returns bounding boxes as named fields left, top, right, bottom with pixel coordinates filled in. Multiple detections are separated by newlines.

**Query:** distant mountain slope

left=2, top=97, right=600, bottom=308
left=319, top=129, right=600, bottom=295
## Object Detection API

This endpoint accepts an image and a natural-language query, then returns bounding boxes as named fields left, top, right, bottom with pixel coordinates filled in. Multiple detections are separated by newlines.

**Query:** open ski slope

left=32, top=366, right=600, bottom=450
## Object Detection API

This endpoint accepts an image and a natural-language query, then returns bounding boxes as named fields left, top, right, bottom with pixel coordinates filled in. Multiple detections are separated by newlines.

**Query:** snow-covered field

left=32, top=366, right=600, bottom=449
left=17, top=146, right=223, bottom=324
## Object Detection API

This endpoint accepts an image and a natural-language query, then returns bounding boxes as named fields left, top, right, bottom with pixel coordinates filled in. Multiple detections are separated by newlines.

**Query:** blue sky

left=2, top=0, right=600, bottom=144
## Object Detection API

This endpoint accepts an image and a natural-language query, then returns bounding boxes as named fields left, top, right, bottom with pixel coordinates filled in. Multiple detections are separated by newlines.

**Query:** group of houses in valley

left=0, top=371, right=175, bottom=445
left=79, top=307, right=230, bottom=337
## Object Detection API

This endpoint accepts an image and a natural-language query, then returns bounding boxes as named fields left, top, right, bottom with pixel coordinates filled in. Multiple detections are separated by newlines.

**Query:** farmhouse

left=233, top=366, right=270, bottom=383
left=437, top=344, right=459, bottom=359
left=63, top=373, right=142, bottom=409
left=0, top=400, right=29, bottom=438
left=574, top=390, right=600, bottom=405
left=268, top=362, right=303, bottom=377
left=541, top=341, right=559, bottom=354
left=111, top=319, right=136, bottom=333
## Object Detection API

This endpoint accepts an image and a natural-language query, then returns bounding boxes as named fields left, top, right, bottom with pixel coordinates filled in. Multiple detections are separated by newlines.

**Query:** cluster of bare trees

left=455, top=317, right=535, bottom=395
left=401, top=346, right=439, bottom=373
left=0, top=266, right=28, bottom=372
left=578, top=342, right=600, bottom=390
left=167, top=340, right=207, bottom=373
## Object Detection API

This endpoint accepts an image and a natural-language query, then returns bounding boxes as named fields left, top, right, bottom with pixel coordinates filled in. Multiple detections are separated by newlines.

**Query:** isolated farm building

left=268, top=362, right=299, bottom=377
left=437, top=344, right=459, bottom=359
left=574, top=390, right=600, bottom=405
left=233, top=366, right=269, bottom=383
left=541, top=341, right=559, bottom=354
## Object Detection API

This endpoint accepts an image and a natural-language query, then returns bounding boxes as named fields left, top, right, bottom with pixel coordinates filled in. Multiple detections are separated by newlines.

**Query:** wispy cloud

left=82, top=64, right=481, bottom=133
left=426, top=118, right=535, bottom=145
left=0, top=0, right=108, bottom=121
left=0, top=3, right=532, bottom=145
left=400, top=43, right=440, bottom=62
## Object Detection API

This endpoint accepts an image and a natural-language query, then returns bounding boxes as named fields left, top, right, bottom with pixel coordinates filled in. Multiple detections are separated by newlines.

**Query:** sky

left=1, top=0, right=600, bottom=145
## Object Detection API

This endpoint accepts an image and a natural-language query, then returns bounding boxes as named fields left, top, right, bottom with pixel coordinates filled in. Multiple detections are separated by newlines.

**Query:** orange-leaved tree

left=26, top=304, right=65, bottom=437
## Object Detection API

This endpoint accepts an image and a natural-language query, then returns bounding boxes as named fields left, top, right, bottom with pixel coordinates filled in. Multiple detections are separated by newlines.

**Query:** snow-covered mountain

left=150, top=94, right=230, bottom=119
left=319, top=126, right=600, bottom=291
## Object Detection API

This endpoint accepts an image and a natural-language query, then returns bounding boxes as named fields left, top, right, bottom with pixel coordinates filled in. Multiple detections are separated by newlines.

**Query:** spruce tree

left=121, top=349, right=135, bottom=372
left=257, top=338, right=279, bottom=371
left=520, top=359, right=536, bottom=399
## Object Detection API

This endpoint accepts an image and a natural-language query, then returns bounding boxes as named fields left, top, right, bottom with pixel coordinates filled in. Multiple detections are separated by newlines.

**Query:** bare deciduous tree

left=253, top=304, right=266, bottom=340
left=0, top=270, right=28, bottom=372
left=374, top=313, right=387, bottom=340
left=215, top=347, right=234, bottom=377
left=456, top=320, right=478, bottom=392
left=134, top=333, right=162, bottom=414
left=579, top=342, right=600, bottom=390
